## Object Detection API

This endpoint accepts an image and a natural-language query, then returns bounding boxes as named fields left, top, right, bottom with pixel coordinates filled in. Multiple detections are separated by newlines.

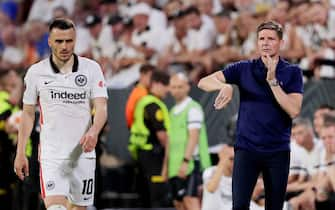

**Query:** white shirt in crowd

left=202, top=166, right=264, bottom=210
left=184, top=14, right=217, bottom=52
left=290, top=139, right=325, bottom=177
left=28, top=0, right=75, bottom=23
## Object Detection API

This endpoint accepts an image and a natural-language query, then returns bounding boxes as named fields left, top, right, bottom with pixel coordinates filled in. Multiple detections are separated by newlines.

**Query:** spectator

left=128, top=71, right=171, bottom=207
left=125, top=64, right=155, bottom=128
left=0, top=69, right=21, bottom=210
left=313, top=113, right=335, bottom=209
left=313, top=104, right=334, bottom=138
left=202, top=144, right=263, bottom=210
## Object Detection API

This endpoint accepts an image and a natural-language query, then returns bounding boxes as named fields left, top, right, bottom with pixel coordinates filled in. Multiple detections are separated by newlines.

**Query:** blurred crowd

left=1, top=0, right=335, bottom=209
left=1, top=0, right=335, bottom=85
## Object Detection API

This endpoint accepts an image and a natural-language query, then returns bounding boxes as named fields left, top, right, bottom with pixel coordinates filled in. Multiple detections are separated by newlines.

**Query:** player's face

left=320, top=126, right=335, bottom=154
left=169, top=76, right=190, bottom=102
left=257, top=29, right=282, bottom=57
left=48, top=28, right=76, bottom=63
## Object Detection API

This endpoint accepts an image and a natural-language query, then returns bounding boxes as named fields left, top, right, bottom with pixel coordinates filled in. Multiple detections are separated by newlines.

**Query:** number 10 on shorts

left=82, top=178, right=93, bottom=195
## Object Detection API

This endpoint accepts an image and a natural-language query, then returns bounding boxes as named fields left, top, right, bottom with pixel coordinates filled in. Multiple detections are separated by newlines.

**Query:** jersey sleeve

left=90, top=63, right=108, bottom=99
left=23, top=68, right=38, bottom=105
left=187, top=106, right=204, bottom=129
left=283, top=66, right=304, bottom=94
left=144, top=103, right=166, bottom=131
left=222, top=61, right=242, bottom=85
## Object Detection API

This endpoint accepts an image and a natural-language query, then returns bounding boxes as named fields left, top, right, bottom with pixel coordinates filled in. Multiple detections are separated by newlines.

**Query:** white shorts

left=40, top=158, right=96, bottom=206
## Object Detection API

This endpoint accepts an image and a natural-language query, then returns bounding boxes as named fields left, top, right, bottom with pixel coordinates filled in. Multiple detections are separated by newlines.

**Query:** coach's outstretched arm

left=14, top=104, right=35, bottom=180
left=198, top=71, right=226, bottom=91
left=80, top=97, right=107, bottom=153
left=198, top=71, right=233, bottom=110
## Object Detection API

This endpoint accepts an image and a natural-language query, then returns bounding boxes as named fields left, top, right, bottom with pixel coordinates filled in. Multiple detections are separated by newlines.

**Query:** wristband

left=268, top=78, right=279, bottom=86
left=183, top=157, right=190, bottom=163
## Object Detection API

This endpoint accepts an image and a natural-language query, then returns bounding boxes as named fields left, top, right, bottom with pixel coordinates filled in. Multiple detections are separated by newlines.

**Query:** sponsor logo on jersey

left=75, top=74, right=87, bottom=87
left=50, top=90, right=87, bottom=104
left=51, top=90, right=87, bottom=100
left=46, top=180, right=55, bottom=191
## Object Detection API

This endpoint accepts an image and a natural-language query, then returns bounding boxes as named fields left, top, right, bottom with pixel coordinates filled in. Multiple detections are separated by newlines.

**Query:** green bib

left=168, top=99, right=211, bottom=178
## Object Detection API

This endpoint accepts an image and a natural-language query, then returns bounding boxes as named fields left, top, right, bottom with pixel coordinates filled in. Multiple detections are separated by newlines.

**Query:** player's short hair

left=49, top=18, right=75, bottom=32
left=257, top=21, right=283, bottom=40
left=292, top=117, right=313, bottom=128
left=151, top=71, right=170, bottom=86
left=140, top=64, right=156, bottom=74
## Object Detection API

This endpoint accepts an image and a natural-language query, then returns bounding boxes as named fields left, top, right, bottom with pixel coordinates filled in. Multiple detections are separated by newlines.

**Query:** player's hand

left=264, top=54, right=278, bottom=81
left=178, top=162, right=188, bottom=179
left=80, top=127, right=98, bottom=153
left=14, top=153, right=29, bottom=180
left=214, top=84, right=233, bottom=110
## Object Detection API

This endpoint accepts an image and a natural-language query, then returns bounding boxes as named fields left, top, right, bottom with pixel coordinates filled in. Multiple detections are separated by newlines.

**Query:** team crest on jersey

left=46, top=180, right=55, bottom=191
left=75, top=74, right=87, bottom=87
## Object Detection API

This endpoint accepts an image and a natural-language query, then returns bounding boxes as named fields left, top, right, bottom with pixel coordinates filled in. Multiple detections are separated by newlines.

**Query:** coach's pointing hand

left=80, top=127, right=98, bottom=153
left=214, top=84, right=233, bottom=110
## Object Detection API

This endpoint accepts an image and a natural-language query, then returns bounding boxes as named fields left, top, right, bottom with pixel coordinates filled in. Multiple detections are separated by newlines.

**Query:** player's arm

left=156, top=130, right=168, bottom=147
left=145, top=103, right=168, bottom=147
left=80, top=97, right=107, bottom=152
left=14, top=104, right=35, bottom=180
left=178, top=128, right=199, bottom=178
left=179, top=106, right=203, bottom=178
left=206, top=163, right=224, bottom=193
left=161, top=139, right=169, bottom=180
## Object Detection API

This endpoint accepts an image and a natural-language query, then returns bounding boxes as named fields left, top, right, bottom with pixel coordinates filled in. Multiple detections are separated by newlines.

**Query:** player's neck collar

left=49, top=54, right=79, bottom=73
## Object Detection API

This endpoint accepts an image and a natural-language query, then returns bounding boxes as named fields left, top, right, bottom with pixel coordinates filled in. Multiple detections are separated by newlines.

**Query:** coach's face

left=48, top=28, right=76, bottom=63
left=257, top=29, right=282, bottom=58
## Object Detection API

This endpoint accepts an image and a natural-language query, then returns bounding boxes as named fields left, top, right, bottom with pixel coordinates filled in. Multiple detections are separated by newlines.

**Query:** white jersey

left=23, top=55, right=108, bottom=160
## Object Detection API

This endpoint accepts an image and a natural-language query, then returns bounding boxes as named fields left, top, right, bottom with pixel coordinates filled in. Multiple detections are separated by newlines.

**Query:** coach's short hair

left=49, top=18, right=75, bottom=32
left=257, top=21, right=283, bottom=40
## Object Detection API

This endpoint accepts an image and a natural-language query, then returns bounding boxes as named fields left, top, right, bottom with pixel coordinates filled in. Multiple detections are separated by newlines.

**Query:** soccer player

left=14, top=18, right=108, bottom=210
left=198, top=21, right=303, bottom=210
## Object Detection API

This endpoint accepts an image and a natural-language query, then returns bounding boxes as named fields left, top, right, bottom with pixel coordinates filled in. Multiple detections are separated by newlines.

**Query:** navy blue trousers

left=232, top=148, right=290, bottom=210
